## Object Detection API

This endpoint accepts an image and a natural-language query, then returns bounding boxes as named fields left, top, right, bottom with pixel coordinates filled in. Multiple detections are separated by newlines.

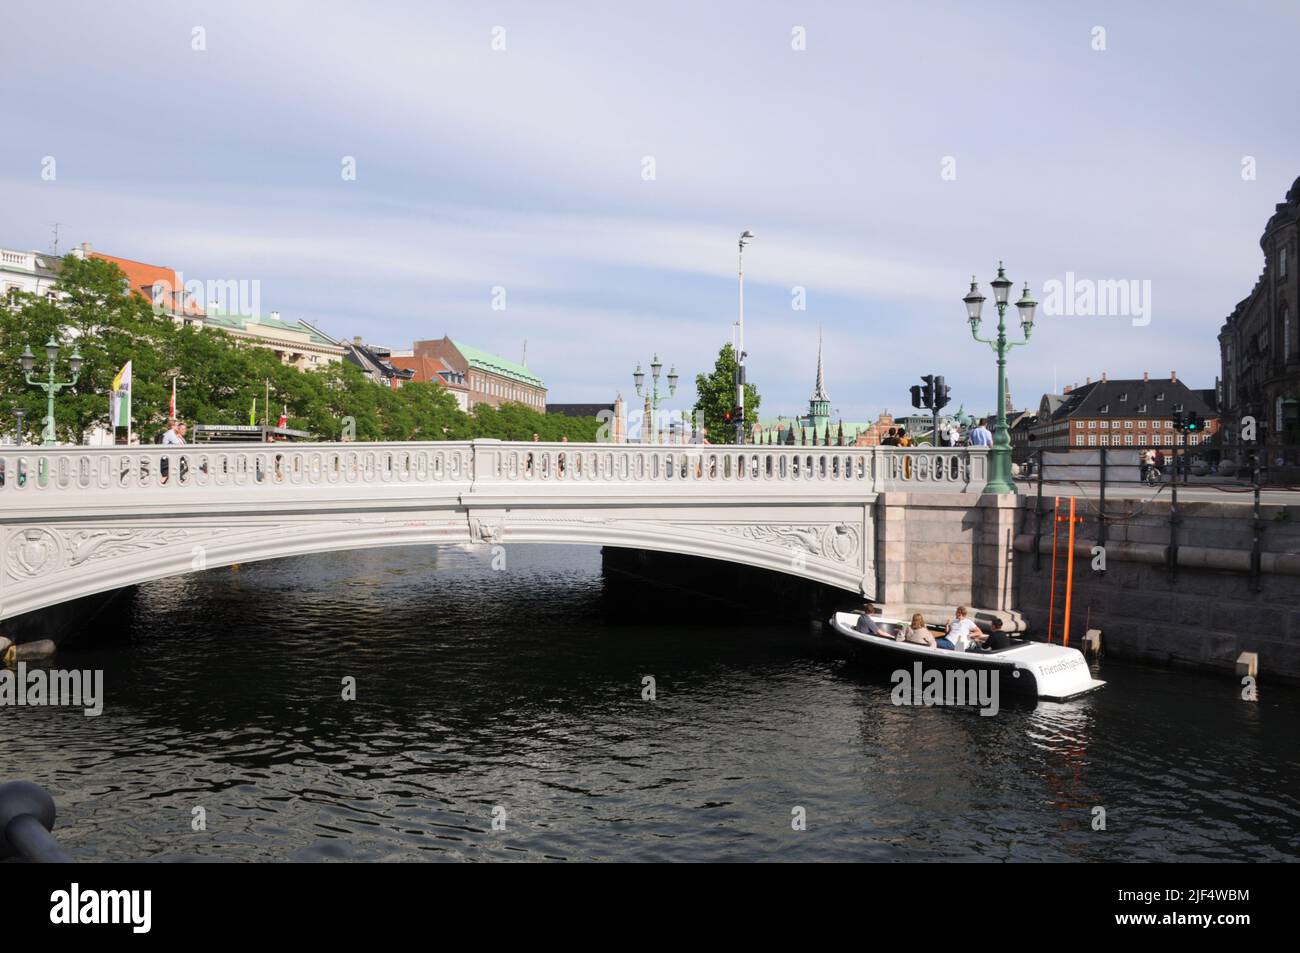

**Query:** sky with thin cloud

left=2, top=1, right=1297, bottom=424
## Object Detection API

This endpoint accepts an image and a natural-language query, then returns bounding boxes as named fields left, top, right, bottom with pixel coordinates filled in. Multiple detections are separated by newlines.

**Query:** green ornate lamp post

left=963, top=262, right=1037, bottom=494
left=633, top=355, right=678, bottom=444
left=21, top=336, right=83, bottom=447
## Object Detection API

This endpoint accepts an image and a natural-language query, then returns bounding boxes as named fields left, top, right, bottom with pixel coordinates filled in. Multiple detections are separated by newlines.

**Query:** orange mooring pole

left=1047, top=495, right=1061, bottom=642
left=1063, top=496, right=1078, bottom=648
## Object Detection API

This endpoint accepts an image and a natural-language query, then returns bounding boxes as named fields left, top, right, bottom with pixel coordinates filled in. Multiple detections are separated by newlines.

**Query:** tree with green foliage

left=692, top=342, right=760, bottom=444
left=0, top=254, right=602, bottom=445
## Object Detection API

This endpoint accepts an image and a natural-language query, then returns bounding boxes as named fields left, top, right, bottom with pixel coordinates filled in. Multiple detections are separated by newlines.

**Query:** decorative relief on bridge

left=5, top=528, right=61, bottom=578
left=713, top=523, right=861, bottom=563
left=5, top=526, right=197, bottom=578
left=65, top=528, right=193, bottom=566
left=469, top=517, right=505, bottom=544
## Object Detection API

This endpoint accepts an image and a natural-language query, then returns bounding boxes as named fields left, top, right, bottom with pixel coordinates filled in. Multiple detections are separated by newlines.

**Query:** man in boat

left=937, top=606, right=980, bottom=651
left=855, top=602, right=885, bottom=637
left=972, top=617, right=1011, bottom=651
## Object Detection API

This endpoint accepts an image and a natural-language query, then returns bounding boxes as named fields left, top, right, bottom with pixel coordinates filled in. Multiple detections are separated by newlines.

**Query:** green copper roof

left=453, top=340, right=544, bottom=388
left=204, top=311, right=338, bottom=347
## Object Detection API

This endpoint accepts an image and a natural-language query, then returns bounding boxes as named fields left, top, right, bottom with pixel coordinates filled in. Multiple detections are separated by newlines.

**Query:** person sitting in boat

left=973, top=618, right=1011, bottom=651
left=937, top=606, right=980, bottom=651
left=903, top=613, right=936, bottom=647
left=855, top=602, right=885, bottom=636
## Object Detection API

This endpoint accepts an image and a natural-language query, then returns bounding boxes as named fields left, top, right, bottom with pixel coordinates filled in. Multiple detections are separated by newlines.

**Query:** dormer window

left=1173, top=403, right=1184, bottom=413
left=1137, top=404, right=1147, bottom=413
left=1156, top=392, right=1165, bottom=401
left=1099, top=404, right=1109, bottom=414
left=1119, top=393, right=1128, bottom=402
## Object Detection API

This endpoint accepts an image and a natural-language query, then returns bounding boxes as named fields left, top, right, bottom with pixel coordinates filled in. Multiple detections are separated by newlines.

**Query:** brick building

left=412, top=337, right=545, bottom=411
left=389, top=353, right=471, bottom=411
left=1029, top=372, right=1218, bottom=450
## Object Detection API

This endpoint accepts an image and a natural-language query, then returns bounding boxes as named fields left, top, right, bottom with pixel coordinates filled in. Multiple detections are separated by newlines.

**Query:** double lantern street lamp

left=963, top=262, right=1037, bottom=494
left=633, top=355, right=678, bottom=444
left=21, top=336, right=82, bottom=447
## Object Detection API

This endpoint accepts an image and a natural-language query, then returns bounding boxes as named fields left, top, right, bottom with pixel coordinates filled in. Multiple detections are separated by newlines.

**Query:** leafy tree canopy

left=692, top=342, right=760, bottom=444
left=0, top=256, right=600, bottom=444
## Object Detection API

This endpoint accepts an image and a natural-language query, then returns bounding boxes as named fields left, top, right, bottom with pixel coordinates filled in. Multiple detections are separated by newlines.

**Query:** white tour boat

left=829, top=611, right=1105, bottom=702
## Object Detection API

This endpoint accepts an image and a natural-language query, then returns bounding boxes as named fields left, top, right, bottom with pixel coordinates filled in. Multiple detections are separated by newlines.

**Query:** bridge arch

left=1, top=440, right=988, bottom=623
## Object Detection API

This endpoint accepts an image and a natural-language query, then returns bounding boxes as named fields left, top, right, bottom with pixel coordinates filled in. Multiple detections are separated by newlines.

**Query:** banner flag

left=109, top=361, right=132, bottom=429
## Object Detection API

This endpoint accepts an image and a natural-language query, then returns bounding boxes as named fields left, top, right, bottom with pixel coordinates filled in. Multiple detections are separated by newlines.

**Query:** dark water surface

left=7, top=544, right=1299, bottom=862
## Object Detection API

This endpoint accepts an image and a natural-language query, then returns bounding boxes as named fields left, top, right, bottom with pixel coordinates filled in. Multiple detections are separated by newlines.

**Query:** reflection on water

left=5, top=544, right=1299, bottom=862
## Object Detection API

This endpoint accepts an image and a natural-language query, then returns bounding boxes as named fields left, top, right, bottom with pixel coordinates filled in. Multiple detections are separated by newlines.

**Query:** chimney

left=1143, top=371, right=1149, bottom=381
left=1101, top=372, right=1107, bottom=383
left=1086, top=376, right=1091, bottom=384
left=1064, top=384, right=1073, bottom=394
left=270, top=310, right=280, bottom=321
left=353, top=335, right=363, bottom=345
left=1170, top=370, right=1177, bottom=382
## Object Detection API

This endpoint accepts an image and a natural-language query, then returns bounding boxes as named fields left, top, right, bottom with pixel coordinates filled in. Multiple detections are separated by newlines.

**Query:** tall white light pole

left=736, top=229, right=754, bottom=444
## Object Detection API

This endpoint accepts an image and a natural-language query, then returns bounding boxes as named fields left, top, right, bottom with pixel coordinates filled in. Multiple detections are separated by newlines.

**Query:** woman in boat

left=902, top=613, right=936, bottom=647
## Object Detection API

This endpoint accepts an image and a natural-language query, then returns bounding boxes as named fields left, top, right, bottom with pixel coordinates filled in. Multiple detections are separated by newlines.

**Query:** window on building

left=1138, top=420, right=1146, bottom=428
left=1099, top=435, right=1109, bottom=446
left=1124, top=420, right=1133, bottom=428
left=1282, top=246, right=1290, bottom=278
left=1087, top=435, right=1097, bottom=446
left=1087, top=419, right=1096, bottom=428
left=1124, top=435, right=1134, bottom=445
left=1075, top=434, right=1086, bottom=446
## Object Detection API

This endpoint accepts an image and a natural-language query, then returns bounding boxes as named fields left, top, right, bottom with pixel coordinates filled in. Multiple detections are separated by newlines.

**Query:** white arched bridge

left=0, top=441, right=993, bottom=623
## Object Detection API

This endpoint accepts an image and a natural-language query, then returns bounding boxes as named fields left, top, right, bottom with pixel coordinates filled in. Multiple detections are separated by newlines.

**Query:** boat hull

left=829, top=612, right=1104, bottom=702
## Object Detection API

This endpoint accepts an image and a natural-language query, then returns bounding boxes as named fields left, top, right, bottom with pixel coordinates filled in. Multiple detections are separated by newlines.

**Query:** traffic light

left=1185, top=412, right=1203, bottom=433
left=921, top=375, right=935, bottom=410
left=910, top=385, right=923, bottom=409
left=1171, top=410, right=1184, bottom=432
left=934, top=375, right=951, bottom=411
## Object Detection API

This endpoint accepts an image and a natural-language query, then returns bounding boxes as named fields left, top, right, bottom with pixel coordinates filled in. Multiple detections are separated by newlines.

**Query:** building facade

left=203, top=311, right=344, bottom=370
left=412, top=338, right=546, bottom=411
left=1029, top=372, right=1218, bottom=450
left=81, top=245, right=207, bottom=325
left=343, top=338, right=416, bottom=388
left=1218, top=175, right=1300, bottom=449
left=1, top=247, right=61, bottom=304
left=389, top=354, right=471, bottom=410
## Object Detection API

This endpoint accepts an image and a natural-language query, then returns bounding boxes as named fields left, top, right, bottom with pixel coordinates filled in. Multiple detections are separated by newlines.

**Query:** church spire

left=812, top=325, right=829, bottom=402
left=806, top=326, right=832, bottom=432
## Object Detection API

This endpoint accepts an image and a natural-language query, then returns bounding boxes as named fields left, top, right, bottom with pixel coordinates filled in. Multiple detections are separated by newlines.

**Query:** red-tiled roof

left=91, top=251, right=204, bottom=316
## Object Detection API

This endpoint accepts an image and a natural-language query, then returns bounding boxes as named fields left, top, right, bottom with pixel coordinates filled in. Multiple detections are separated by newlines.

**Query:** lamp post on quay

left=21, top=336, right=82, bottom=447
left=633, top=355, right=678, bottom=444
left=735, top=229, right=754, bottom=444
left=963, top=262, right=1037, bottom=494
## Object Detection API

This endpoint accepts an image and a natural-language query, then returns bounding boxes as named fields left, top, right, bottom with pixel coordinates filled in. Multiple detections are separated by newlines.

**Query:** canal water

left=8, top=544, right=1299, bottom=862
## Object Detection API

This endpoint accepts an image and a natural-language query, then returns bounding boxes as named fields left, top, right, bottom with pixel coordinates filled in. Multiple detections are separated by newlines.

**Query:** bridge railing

left=480, top=443, right=986, bottom=491
left=0, top=441, right=988, bottom=496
